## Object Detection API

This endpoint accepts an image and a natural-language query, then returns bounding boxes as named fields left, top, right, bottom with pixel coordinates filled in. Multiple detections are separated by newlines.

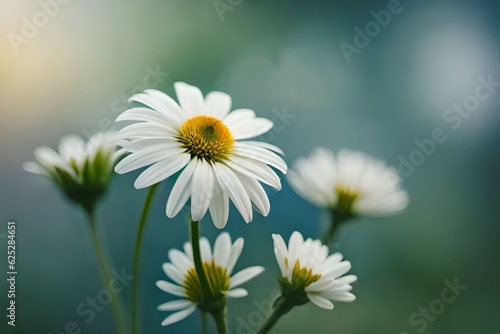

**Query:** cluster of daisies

left=25, top=82, right=408, bottom=333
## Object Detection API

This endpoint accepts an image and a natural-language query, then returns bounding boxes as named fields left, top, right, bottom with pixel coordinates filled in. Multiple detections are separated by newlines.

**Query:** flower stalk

left=85, top=207, right=126, bottom=334
left=256, top=295, right=294, bottom=334
left=323, top=209, right=353, bottom=245
left=210, top=307, right=229, bottom=334
left=189, top=218, right=213, bottom=300
left=189, top=218, right=229, bottom=334
left=132, top=183, right=159, bottom=334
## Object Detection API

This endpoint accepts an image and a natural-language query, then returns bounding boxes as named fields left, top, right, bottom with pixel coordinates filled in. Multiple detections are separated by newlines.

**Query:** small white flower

left=23, top=132, right=120, bottom=208
left=114, top=83, right=287, bottom=228
left=272, top=231, right=357, bottom=310
left=155, top=232, right=264, bottom=326
left=287, top=148, right=409, bottom=216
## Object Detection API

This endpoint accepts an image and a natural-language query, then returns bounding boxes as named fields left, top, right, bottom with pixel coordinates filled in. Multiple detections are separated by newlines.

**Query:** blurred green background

left=1, top=0, right=499, bottom=333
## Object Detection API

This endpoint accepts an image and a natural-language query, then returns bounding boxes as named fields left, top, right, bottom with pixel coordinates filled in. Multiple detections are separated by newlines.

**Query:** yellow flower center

left=291, top=259, right=322, bottom=287
left=335, top=184, right=360, bottom=214
left=277, top=258, right=322, bottom=306
left=284, top=258, right=321, bottom=288
left=178, top=115, right=234, bottom=163
left=183, top=260, right=230, bottom=302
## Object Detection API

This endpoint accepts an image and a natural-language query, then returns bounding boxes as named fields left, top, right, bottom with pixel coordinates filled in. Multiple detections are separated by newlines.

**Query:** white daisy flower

left=23, top=132, right=120, bottom=209
left=114, top=82, right=287, bottom=228
left=155, top=232, right=264, bottom=326
left=272, top=231, right=357, bottom=310
left=287, top=148, right=409, bottom=217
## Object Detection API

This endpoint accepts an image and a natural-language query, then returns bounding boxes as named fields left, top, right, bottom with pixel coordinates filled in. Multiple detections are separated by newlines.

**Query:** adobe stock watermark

left=7, top=0, right=72, bottom=54
left=255, top=106, right=296, bottom=143
left=237, top=289, right=281, bottom=334
left=213, top=0, right=243, bottom=21
left=81, top=65, right=169, bottom=142
left=400, top=277, right=467, bottom=334
left=386, top=74, right=499, bottom=189
left=340, top=0, right=411, bottom=64
left=48, top=268, right=133, bottom=334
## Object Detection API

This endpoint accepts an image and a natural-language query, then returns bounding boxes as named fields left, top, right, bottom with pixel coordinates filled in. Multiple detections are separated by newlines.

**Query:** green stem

left=323, top=209, right=353, bottom=245
left=202, top=311, right=208, bottom=334
left=85, top=208, right=126, bottom=334
left=189, top=218, right=228, bottom=334
left=210, top=307, right=228, bottom=334
left=189, top=218, right=213, bottom=299
left=132, top=184, right=159, bottom=334
left=256, top=296, right=293, bottom=334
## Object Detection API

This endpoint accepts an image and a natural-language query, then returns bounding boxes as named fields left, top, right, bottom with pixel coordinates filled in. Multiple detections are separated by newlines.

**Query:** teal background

left=1, top=0, right=499, bottom=333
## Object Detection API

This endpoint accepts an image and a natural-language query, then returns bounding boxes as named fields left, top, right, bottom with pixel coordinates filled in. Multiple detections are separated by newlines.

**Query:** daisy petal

left=227, top=288, right=248, bottom=298
left=230, top=118, right=273, bottom=140
left=115, top=107, right=172, bottom=125
left=226, top=237, right=244, bottom=274
left=183, top=242, right=194, bottom=262
left=166, top=159, right=197, bottom=218
left=213, top=163, right=253, bottom=223
left=335, top=275, right=358, bottom=285
left=191, top=160, right=215, bottom=222
left=271, top=234, right=288, bottom=276
left=59, top=135, right=86, bottom=164
left=143, top=89, right=185, bottom=124
left=115, top=146, right=183, bottom=174
left=162, top=263, right=184, bottom=285
left=213, top=232, right=231, bottom=268
left=308, top=294, right=334, bottom=310
left=200, top=237, right=212, bottom=261
left=229, top=266, right=264, bottom=288
left=222, top=109, right=255, bottom=129
left=160, top=305, right=197, bottom=326
left=305, top=279, right=334, bottom=293
left=204, top=91, right=232, bottom=119
left=168, top=249, right=193, bottom=274
left=129, top=92, right=184, bottom=126
left=226, top=157, right=281, bottom=190
left=155, top=280, right=185, bottom=297
left=35, top=146, right=68, bottom=170
left=209, top=181, right=230, bottom=229
left=323, top=261, right=352, bottom=279
left=174, top=82, right=204, bottom=118
left=157, top=299, right=194, bottom=311
left=134, top=154, right=189, bottom=189
left=116, top=138, right=178, bottom=153
left=233, top=142, right=287, bottom=173
left=238, top=173, right=270, bottom=216
left=22, top=161, right=49, bottom=176
left=325, top=292, right=356, bottom=302
left=288, top=231, right=304, bottom=267
left=116, top=122, right=176, bottom=139
left=240, top=141, right=284, bottom=155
